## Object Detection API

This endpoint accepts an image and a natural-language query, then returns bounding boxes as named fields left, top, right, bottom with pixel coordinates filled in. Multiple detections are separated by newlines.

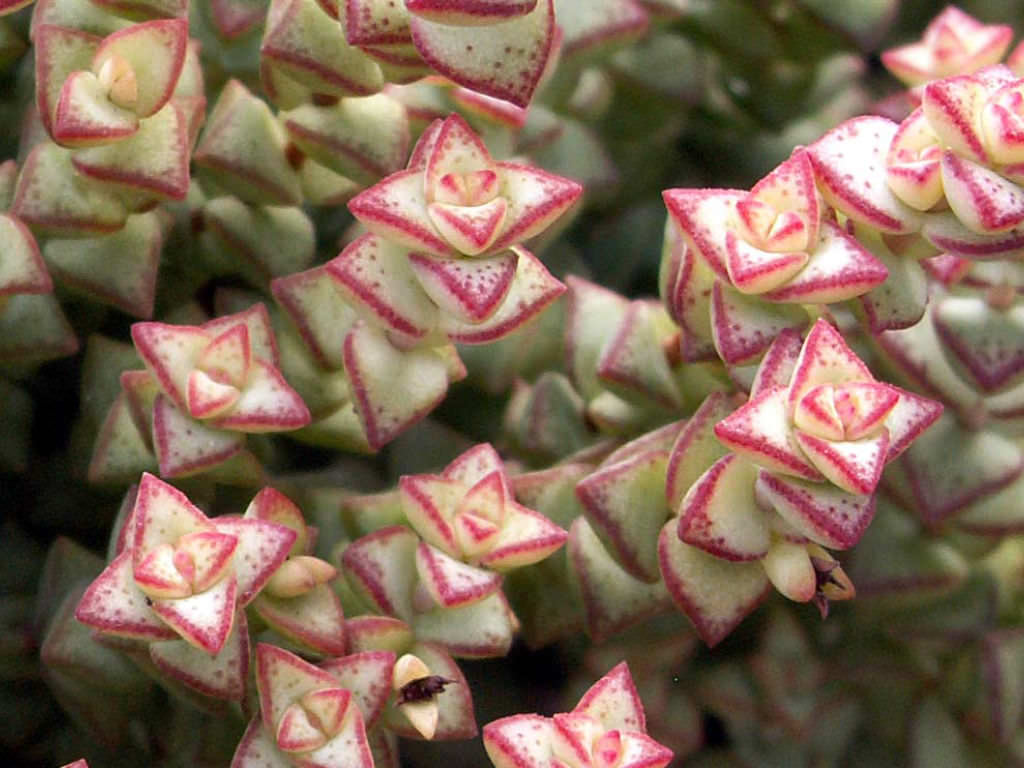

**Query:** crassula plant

left=8, top=2, right=1024, bottom=767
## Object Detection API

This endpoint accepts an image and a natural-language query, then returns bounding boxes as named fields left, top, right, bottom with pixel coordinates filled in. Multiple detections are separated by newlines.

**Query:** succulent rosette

left=75, top=474, right=298, bottom=698
left=9, top=23, right=203, bottom=281
left=894, top=65, right=1024, bottom=247
left=881, top=6, right=1013, bottom=87
left=348, top=113, right=581, bottom=260
left=714, top=319, right=943, bottom=499
left=231, top=643, right=391, bottom=768
left=813, top=62, right=1024, bottom=263
left=483, top=661, right=673, bottom=768
left=662, top=149, right=889, bottom=365
left=304, top=114, right=579, bottom=450
left=399, top=443, right=568, bottom=571
left=100, top=303, right=310, bottom=478
left=340, top=456, right=558, bottom=662
left=653, top=321, right=942, bottom=646
left=35, top=20, right=190, bottom=148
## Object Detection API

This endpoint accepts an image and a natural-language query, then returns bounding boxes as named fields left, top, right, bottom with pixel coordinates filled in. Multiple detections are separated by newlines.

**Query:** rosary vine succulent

left=8, top=2, right=1024, bottom=767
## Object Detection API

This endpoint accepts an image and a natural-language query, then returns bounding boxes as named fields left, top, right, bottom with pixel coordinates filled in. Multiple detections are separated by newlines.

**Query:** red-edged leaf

left=410, top=0, right=554, bottom=108
left=657, top=521, right=770, bottom=647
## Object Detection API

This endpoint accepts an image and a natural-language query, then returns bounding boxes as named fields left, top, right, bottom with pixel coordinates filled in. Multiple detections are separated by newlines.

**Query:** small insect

left=396, top=675, right=457, bottom=705
left=144, top=597, right=153, bottom=606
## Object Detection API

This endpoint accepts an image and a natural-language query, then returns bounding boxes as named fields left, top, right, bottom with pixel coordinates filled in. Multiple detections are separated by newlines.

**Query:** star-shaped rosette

left=881, top=6, right=1012, bottom=87
left=662, top=150, right=887, bottom=364
left=399, top=443, right=568, bottom=571
left=714, top=319, right=943, bottom=498
left=655, top=388, right=864, bottom=645
left=348, top=113, right=582, bottom=259
left=724, top=150, right=888, bottom=303
left=36, top=20, right=189, bottom=149
left=483, top=661, right=673, bottom=768
left=75, top=475, right=297, bottom=697
left=908, top=66, right=1024, bottom=242
left=121, top=304, right=310, bottom=477
left=231, top=643, right=388, bottom=768
left=827, top=66, right=1024, bottom=261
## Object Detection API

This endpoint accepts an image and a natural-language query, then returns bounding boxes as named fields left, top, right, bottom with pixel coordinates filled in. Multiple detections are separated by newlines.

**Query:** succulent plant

left=8, top=2, right=1024, bottom=768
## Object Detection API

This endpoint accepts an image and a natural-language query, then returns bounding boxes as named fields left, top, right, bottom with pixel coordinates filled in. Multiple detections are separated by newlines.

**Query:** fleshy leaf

left=342, top=322, right=452, bottom=450
left=756, top=470, right=875, bottom=550
left=489, top=164, right=583, bottom=251
left=11, top=142, right=127, bottom=236
left=677, top=455, right=770, bottom=561
left=327, top=234, right=439, bottom=345
left=193, top=79, right=302, bottom=206
left=282, top=94, right=409, bottom=186
left=576, top=449, right=670, bottom=582
left=149, top=609, right=249, bottom=700
left=439, top=248, right=565, bottom=344
left=714, top=386, right=822, bottom=481
left=52, top=70, right=138, bottom=147
left=710, top=281, right=808, bottom=366
left=262, top=0, right=384, bottom=97
left=34, top=24, right=102, bottom=137
left=72, top=101, right=190, bottom=202
left=415, top=541, right=503, bottom=608
left=320, top=650, right=396, bottom=729
left=341, top=525, right=419, bottom=621
left=412, top=590, right=515, bottom=658
left=214, top=517, right=297, bottom=605
left=149, top=571, right=237, bottom=654
left=808, top=116, right=923, bottom=234
left=932, top=294, right=1024, bottom=392
left=665, top=392, right=733, bottom=511
left=484, top=714, right=553, bottom=768
left=410, top=0, right=554, bottom=108
left=941, top=150, right=1024, bottom=234
left=408, top=250, right=517, bottom=324
left=74, top=550, right=177, bottom=641
left=209, top=358, right=311, bottom=432
left=151, top=395, right=246, bottom=477
left=657, top=520, right=770, bottom=647
left=0, top=213, right=50, bottom=296
left=567, top=517, right=671, bottom=643
left=43, top=212, right=162, bottom=318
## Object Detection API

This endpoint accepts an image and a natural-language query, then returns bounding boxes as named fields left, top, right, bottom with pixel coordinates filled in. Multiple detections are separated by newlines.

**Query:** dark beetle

left=397, top=675, right=457, bottom=705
